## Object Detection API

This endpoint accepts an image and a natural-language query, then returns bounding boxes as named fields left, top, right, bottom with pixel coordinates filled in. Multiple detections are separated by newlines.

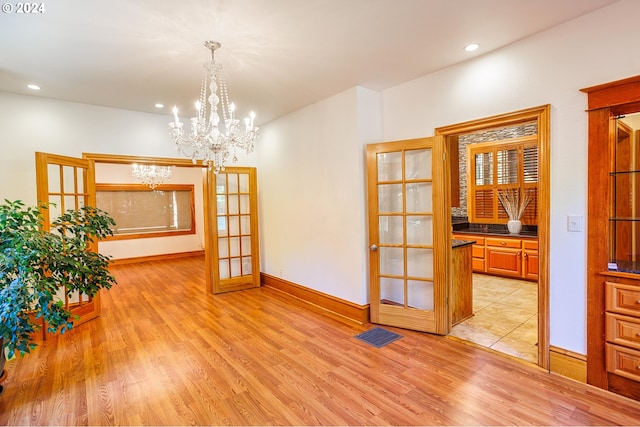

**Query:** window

left=467, top=136, right=538, bottom=224
left=96, top=184, right=195, bottom=240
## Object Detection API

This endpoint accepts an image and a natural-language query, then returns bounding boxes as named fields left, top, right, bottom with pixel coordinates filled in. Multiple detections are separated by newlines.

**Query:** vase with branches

left=497, top=188, right=532, bottom=234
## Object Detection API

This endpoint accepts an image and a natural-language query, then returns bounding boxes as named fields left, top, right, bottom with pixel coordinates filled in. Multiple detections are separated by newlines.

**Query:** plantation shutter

left=468, top=140, right=538, bottom=224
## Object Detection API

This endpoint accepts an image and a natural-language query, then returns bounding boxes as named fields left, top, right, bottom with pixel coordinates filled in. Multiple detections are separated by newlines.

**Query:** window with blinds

left=467, top=137, right=538, bottom=224
left=96, top=184, right=195, bottom=240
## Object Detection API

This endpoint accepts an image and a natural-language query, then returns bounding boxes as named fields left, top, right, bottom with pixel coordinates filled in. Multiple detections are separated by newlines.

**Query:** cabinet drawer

left=606, top=281, right=640, bottom=317
left=523, top=240, right=538, bottom=250
left=471, top=236, right=485, bottom=246
left=486, top=238, right=521, bottom=249
left=472, top=245, right=485, bottom=259
left=607, top=343, right=640, bottom=382
left=472, top=258, right=485, bottom=272
left=606, top=313, right=640, bottom=351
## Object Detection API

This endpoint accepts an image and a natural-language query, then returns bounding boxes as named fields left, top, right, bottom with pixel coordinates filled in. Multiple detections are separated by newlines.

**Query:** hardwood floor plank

left=1, top=255, right=640, bottom=425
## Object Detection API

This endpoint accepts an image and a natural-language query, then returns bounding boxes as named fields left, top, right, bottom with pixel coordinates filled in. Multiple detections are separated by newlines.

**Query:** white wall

left=0, top=92, right=177, bottom=204
left=380, top=0, right=640, bottom=354
left=258, top=87, right=381, bottom=304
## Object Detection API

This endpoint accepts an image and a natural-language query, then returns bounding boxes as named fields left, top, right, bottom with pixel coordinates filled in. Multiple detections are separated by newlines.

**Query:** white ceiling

left=0, top=0, right=619, bottom=124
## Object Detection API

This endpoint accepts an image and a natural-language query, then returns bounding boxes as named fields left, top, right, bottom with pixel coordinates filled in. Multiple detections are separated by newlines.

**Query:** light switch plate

left=567, top=215, right=583, bottom=232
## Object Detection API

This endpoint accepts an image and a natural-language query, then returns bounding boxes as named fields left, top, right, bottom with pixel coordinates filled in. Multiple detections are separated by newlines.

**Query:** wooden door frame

left=435, top=104, right=551, bottom=369
left=82, top=152, right=212, bottom=284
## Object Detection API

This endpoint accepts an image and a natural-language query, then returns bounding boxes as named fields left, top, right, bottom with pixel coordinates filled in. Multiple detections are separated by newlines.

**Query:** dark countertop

left=453, top=228, right=538, bottom=238
left=452, top=221, right=537, bottom=238
left=610, top=260, right=640, bottom=275
left=452, top=239, right=475, bottom=248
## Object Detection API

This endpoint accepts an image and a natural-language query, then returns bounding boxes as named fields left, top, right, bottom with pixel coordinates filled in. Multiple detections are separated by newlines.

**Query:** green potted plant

left=0, top=200, right=117, bottom=392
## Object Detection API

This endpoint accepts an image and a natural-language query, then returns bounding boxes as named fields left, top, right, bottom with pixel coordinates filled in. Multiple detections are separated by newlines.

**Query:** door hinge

left=442, top=152, right=446, bottom=161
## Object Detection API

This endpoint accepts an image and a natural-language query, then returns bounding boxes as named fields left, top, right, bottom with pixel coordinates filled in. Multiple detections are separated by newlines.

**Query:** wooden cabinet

left=605, top=278, right=640, bottom=395
left=451, top=243, right=473, bottom=326
left=523, top=240, right=539, bottom=281
left=486, top=237, right=522, bottom=278
left=583, top=75, right=640, bottom=399
left=453, top=233, right=537, bottom=280
left=452, top=234, right=485, bottom=272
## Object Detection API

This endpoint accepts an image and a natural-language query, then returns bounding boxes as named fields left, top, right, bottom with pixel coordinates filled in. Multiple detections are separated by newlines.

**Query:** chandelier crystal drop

left=132, top=164, right=172, bottom=189
left=169, top=41, right=258, bottom=173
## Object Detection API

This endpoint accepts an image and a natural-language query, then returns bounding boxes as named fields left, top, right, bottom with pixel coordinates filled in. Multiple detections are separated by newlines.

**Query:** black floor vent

left=354, top=327, right=402, bottom=348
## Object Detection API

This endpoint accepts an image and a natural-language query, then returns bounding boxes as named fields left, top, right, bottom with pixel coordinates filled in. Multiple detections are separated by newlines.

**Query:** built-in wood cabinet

left=453, top=233, right=537, bottom=281
left=583, top=75, right=640, bottom=400
left=603, top=274, right=640, bottom=398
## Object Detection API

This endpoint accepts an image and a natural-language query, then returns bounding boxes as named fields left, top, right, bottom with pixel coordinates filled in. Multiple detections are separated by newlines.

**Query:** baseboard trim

left=109, top=250, right=205, bottom=265
left=261, top=273, right=370, bottom=324
left=550, top=345, right=587, bottom=383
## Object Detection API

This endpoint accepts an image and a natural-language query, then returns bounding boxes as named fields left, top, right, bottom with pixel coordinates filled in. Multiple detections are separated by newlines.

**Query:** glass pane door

left=207, top=167, right=260, bottom=294
left=367, top=137, right=448, bottom=334
left=35, top=152, right=100, bottom=328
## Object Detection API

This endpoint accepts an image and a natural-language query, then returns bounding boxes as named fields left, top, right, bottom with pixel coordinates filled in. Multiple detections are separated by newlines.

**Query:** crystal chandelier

left=132, top=164, right=172, bottom=189
left=169, top=41, right=258, bottom=173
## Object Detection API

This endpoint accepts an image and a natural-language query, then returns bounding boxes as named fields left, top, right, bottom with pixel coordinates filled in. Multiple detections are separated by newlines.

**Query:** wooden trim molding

left=550, top=346, right=587, bottom=383
left=83, top=152, right=203, bottom=167
left=108, top=250, right=205, bottom=265
left=96, top=183, right=196, bottom=241
left=261, top=273, right=370, bottom=324
left=580, top=75, right=640, bottom=111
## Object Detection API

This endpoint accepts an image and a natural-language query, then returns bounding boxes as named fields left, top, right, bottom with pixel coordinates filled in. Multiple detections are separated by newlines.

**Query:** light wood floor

left=2, top=256, right=640, bottom=425
left=450, top=274, right=538, bottom=363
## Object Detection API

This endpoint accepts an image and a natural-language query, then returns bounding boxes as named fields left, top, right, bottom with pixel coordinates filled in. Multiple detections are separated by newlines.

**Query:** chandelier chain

left=199, top=68, right=208, bottom=123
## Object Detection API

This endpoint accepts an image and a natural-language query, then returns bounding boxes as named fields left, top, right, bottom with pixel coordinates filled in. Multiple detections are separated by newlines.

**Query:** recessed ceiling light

left=464, top=43, right=479, bottom=52
left=155, top=103, right=164, bottom=109
left=27, top=84, right=40, bottom=90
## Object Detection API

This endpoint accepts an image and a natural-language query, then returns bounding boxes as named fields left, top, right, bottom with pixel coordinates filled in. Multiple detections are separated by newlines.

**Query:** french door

left=35, top=152, right=101, bottom=326
left=366, top=137, right=450, bottom=334
left=205, top=167, right=260, bottom=294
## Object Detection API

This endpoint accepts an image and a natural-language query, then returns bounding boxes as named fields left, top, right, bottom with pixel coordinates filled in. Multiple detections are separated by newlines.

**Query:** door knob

left=370, top=244, right=378, bottom=251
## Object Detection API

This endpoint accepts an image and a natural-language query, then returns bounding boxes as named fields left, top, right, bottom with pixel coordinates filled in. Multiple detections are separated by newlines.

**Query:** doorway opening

left=435, top=105, right=550, bottom=368
left=81, top=153, right=261, bottom=296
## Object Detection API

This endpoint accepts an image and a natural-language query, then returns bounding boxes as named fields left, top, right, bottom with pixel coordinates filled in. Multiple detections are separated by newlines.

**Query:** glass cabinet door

left=609, top=119, right=640, bottom=271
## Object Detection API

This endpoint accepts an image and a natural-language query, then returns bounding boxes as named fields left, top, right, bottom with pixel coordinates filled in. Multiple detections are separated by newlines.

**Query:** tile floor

left=449, top=273, right=538, bottom=363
